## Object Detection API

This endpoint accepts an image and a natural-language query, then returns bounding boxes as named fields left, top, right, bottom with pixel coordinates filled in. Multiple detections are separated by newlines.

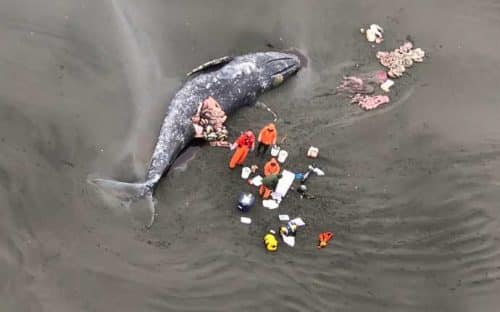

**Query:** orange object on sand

left=317, top=232, right=334, bottom=249
left=263, top=158, right=281, bottom=176
left=229, top=146, right=249, bottom=169
left=258, top=123, right=277, bottom=145
left=259, top=185, right=272, bottom=199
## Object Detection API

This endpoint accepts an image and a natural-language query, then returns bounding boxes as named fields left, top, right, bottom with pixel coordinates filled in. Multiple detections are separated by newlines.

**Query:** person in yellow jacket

left=256, top=123, right=277, bottom=157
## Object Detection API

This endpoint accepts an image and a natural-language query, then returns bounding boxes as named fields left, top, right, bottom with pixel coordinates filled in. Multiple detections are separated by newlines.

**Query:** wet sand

left=2, top=0, right=500, bottom=311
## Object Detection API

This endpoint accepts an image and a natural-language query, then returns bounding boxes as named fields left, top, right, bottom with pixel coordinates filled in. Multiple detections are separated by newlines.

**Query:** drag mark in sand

left=110, top=0, right=164, bottom=175
left=303, top=85, right=414, bottom=141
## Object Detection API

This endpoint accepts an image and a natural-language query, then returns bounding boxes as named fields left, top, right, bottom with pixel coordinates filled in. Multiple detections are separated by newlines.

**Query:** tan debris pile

left=376, top=41, right=425, bottom=78
left=191, top=96, right=230, bottom=147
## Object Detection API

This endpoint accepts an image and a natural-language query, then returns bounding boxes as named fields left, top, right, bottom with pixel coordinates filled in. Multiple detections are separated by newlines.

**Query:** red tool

left=317, top=232, right=334, bottom=249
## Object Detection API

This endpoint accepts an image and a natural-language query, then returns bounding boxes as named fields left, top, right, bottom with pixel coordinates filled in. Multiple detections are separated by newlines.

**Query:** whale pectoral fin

left=171, top=145, right=202, bottom=171
left=144, top=192, right=156, bottom=229
left=186, top=56, right=233, bottom=77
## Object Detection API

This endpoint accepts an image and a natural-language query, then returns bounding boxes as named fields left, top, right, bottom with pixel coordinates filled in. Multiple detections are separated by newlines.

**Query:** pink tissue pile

left=336, top=38, right=425, bottom=111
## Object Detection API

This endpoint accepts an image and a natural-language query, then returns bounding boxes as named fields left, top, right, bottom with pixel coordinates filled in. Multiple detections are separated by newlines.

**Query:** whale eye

left=271, top=74, right=284, bottom=87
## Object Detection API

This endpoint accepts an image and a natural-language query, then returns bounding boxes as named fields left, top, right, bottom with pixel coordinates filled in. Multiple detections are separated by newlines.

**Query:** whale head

left=255, top=51, right=301, bottom=90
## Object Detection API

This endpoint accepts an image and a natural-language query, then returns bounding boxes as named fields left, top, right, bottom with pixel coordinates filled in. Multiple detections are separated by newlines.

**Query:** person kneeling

left=259, top=173, right=282, bottom=199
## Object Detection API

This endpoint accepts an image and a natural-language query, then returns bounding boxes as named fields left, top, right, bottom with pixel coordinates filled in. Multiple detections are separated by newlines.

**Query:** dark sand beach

left=1, top=0, right=500, bottom=311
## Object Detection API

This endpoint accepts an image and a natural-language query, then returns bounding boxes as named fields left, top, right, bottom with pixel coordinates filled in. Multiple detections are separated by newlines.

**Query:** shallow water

left=1, top=0, right=500, bottom=311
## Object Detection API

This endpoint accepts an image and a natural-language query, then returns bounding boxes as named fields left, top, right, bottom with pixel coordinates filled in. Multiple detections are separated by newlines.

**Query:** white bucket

left=277, top=150, right=288, bottom=163
left=270, top=145, right=280, bottom=157
left=250, top=175, right=263, bottom=186
left=241, top=167, right=251, bottom=179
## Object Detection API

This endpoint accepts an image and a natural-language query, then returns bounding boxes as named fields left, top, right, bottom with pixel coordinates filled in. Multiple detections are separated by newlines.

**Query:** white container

left=279, top=214, right=290, bottom=221
left=277, top=150, right=288, bottom=163
left=240, top=217, right=252, bottom=224
left=270, top=145, right=280, bottom=157
left=290, top=217, right=306, bottom=226
left=307, top=146, right=319, bottom=158
left=380, top=79, right=394, bottom=92
left=241, top=167, right=251, bottom=179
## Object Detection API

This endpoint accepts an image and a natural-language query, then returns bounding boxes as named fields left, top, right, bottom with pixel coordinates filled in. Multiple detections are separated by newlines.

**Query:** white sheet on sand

left=282, top=234, right=295, bottom=247
left=263, top=199, right=279, bottom=210
left=274, top=170, right=295, bottom=198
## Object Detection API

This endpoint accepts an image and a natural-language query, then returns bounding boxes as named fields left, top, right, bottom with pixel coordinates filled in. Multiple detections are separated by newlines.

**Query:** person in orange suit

left=263, top=158, right=281, bottom=176
left=229, top=130, right=255, bottom=169
left=256, top=123, right=277, bottom=157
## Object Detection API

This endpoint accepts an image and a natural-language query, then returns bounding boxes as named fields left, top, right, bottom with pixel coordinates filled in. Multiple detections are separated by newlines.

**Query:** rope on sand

left=255, top=101, right=279, bottom=122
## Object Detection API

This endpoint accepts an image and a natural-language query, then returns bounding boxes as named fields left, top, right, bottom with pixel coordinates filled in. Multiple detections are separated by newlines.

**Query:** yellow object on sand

left=264, top=233, right=278, bottom=252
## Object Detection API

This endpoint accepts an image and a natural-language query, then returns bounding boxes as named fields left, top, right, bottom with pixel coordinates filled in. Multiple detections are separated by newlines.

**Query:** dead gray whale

left=89, top=51, right=301, bottom=227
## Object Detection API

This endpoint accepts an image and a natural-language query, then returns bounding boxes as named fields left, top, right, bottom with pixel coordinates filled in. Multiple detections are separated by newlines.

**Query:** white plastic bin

left=277, top=150, right=288, bottom=163
left=241, top=167, right=251, bottom=179
left=270, top=145, right=280, bottom=157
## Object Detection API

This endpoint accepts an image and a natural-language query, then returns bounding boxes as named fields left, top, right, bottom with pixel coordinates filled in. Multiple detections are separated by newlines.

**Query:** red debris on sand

left=336, top=70, right=390, bottom=110
left=351, top=94, right=390, bottom=111
left=336, top=70, right=388, bottom=95
left=191, top=96, right=230, bottom=147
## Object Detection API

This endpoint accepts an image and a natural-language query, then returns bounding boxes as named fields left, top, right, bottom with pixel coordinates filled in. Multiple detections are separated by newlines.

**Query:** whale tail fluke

left=87, top=177, right=157, bottom=228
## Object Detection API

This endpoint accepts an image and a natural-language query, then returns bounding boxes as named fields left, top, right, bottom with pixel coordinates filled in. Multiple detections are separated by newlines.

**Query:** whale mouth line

left=273, top=64, right=298, bottom=76
left=266, top=57, right=295, bottom=64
